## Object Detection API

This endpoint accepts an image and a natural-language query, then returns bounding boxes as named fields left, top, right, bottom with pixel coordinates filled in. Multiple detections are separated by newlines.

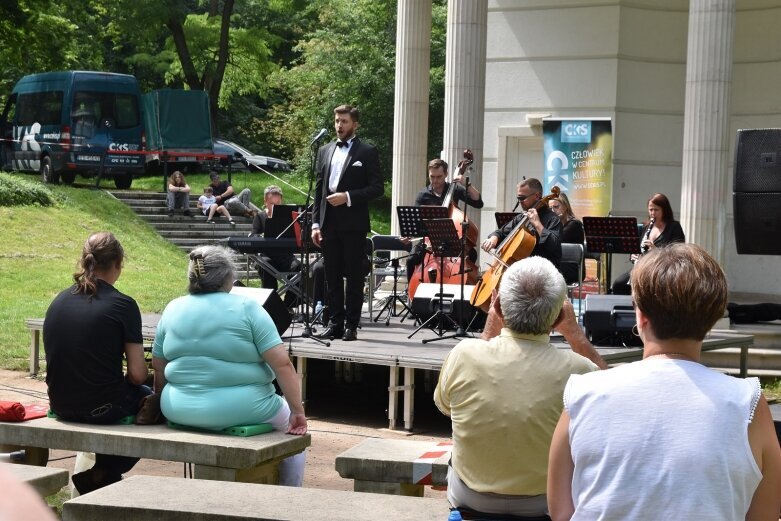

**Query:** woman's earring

left=632, top=324, right=640, bottom=337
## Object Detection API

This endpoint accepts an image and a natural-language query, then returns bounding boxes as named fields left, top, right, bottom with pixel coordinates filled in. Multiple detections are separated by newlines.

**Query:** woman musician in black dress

left=611, top=193, right=685, bottom=295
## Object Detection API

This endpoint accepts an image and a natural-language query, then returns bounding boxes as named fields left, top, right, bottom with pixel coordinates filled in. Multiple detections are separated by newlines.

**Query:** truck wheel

left=40, top=156, right=59, bottom=184
left=114, top=173, right=132, bottom=189
left=61, top=172, right=76, bottom=185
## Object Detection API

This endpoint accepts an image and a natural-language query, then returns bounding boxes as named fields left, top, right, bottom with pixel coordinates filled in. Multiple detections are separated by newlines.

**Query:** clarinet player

left=611, top=193, right=685, bottom=295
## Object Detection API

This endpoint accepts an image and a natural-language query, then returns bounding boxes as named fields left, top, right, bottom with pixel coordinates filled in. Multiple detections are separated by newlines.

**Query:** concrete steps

left=109, top=190, right=258, bottom=278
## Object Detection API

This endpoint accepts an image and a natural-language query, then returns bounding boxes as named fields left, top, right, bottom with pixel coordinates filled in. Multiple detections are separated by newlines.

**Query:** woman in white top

left=547, top=243, right=781, bottom=521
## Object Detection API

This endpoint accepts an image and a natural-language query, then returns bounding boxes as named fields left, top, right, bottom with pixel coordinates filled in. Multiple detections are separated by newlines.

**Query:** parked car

left=211, top=139, right=291, bottom=172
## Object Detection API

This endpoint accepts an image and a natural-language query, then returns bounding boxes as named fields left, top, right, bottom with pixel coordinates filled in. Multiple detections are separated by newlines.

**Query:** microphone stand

left=282, top=135, right=329, bottom=347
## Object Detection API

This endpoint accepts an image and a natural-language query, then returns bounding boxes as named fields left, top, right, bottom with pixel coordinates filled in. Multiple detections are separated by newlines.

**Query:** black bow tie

left=336, top=140, right=349, bottom=148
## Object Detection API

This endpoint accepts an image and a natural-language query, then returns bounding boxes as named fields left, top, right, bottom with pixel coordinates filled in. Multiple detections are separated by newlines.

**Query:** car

left=211, top=139, right=291, bottom=172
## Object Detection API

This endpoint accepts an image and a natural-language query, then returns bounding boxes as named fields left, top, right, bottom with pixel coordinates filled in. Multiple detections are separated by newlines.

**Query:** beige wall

left=483, top=0, right=781, bottom=297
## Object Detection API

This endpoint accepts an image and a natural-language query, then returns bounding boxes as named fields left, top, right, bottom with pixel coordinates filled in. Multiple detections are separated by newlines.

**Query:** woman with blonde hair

left=549, top=192, right=584, bottom=284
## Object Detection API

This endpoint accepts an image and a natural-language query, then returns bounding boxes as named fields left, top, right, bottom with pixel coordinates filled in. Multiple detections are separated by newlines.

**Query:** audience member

left=167, top=170, right=191, bottom=217
left=198, top=185, right=234, bottom=225
left=0, top=465, right=58, bottom=520
left=547, top=243, right=781, bottom=520
left=435, top=257, right=606, bottom=518
left=209, top=170, right=257, bottom=217
left=43, top=231, right=151, bottom=494
left=152, top=245, right=307, bottom=486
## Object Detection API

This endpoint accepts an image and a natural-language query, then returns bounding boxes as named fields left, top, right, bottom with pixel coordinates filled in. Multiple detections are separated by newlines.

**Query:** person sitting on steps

left=166, top=170, right=191, bottom=217
left=198, top=186, right=234, bottom=225
left=208, top=170, right=258, bottom=218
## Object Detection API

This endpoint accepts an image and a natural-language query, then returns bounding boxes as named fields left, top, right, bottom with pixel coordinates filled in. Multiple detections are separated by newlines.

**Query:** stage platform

left=26, top=314, right=754, bottom=432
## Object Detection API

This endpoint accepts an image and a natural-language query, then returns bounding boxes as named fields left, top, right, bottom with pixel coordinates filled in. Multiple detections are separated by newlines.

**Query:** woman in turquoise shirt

left=152, top=245, right=306, bottom=485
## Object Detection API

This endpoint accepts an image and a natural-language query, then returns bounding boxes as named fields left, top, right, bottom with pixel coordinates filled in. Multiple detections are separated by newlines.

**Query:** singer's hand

left=311, top=229, right=322, bottom=247
left=326, top=192, right=348, bottom=206
left=481, top=236, right=498, bottom=252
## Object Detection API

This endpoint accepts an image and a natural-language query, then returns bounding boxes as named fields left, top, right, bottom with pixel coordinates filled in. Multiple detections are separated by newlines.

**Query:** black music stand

left=408, top=218, right=461, bottom=341
left=583, top=217, right=639, bottom=294
left=495, top=212, right=519, bottom=229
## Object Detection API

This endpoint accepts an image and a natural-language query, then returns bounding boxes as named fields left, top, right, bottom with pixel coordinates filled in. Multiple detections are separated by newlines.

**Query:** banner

left=542, top=119, right=612, bottom=218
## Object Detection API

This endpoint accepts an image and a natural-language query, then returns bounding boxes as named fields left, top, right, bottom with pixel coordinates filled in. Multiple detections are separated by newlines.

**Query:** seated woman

left=152, top=245, right=307, bottom=486
left=547, top=243, right=781, bottom=520
left=548, top=193, right=583, bottom=284
left=167, top=170, right=191, bottom=217
left=611, top=192, right=685, bottom=295
left=43, top=231, right=151, bottom=494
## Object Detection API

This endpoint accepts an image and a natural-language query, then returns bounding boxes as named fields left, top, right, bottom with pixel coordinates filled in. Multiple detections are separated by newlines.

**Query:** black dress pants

left=321, top=229, right=366, bottom=329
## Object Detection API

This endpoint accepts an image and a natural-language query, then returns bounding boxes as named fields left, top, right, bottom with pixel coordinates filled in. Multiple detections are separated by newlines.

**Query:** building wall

left=483, top=0, right=781, bottom=298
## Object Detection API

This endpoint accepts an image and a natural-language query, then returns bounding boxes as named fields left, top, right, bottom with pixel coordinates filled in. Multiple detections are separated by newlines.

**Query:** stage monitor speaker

left=230, top=286, right=291, bottom=335
left=411, top=283, right=478, bottom=323
left=582, top=294, right=641, bottom=347
left=734, top=129, right=781, bottom=193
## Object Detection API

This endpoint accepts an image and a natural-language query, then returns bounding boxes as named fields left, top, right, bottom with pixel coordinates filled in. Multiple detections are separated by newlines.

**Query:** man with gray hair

left=434, top=256, right=605, bottom=518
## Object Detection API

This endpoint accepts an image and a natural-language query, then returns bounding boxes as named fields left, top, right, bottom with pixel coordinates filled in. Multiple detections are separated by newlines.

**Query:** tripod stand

left=281, top=139, right=329, bottom=347
left=408, top=218, right=461, bottom=340
left=373, top=252, right=414, bottom=326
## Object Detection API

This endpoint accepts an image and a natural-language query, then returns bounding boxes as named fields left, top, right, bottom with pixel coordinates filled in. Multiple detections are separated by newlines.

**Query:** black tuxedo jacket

left=313, top=138, right=383, bottom=234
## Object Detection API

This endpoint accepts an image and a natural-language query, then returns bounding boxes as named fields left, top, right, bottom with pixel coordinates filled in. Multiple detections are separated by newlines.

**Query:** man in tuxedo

left=311, top=105, right=383, bottom=341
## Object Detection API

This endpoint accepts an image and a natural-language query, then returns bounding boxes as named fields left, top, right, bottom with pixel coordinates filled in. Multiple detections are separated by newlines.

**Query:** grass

left=0, top=169, right=391, bottom=371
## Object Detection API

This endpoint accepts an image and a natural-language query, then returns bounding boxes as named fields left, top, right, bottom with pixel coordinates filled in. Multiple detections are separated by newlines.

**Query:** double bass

left=470, top=186, right=560, bottom=311
left=407, top=149, right=480, bottom=299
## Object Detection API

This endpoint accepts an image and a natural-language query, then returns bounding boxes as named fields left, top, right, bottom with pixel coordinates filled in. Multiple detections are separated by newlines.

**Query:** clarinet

left=633, top=217, right=655, bottom=263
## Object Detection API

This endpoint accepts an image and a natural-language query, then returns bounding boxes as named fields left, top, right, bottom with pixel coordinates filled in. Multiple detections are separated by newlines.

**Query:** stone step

left=158, top=230, right=246, bottom=239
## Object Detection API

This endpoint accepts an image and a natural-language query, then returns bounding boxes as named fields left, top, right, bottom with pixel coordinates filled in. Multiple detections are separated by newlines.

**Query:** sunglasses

left=517, top=193, right=539, bottom=202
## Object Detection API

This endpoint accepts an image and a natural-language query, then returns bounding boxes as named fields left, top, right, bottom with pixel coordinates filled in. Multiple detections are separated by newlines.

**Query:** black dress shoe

left=317, top=325, right=343, bottom=340
left=342, top=328, right=357, bottom=341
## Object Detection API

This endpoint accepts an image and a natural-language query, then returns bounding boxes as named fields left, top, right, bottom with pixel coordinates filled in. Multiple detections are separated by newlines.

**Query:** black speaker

left=229, top=286, right=291, bottom=335
left=733, top=129, right=781, bottom=255
left=582, top=294, right=641, bottom=347
left=410, top=283, right=478, bottom=323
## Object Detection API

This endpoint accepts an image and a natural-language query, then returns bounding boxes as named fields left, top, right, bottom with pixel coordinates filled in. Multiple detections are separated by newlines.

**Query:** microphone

left=310, top=128, right=328, bottom=145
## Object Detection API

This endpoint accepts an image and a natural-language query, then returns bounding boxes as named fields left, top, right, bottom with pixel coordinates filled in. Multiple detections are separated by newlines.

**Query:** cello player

left=405, top=158, right=484, bottom=283
left=481, top=178, right=562, bottom=269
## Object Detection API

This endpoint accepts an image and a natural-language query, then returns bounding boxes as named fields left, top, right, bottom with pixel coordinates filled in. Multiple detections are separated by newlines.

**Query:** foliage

left=0, top=173, right=187, bottom=370
left=0, top=172, right=64, bottom=207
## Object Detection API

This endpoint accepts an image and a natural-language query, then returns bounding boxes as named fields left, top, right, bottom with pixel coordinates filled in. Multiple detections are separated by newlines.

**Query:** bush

left=0, top=172, right=64, bottom=207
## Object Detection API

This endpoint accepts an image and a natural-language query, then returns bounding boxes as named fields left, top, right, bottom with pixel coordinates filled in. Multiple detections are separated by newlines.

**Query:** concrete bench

left=62, top=475, right=450, bottom=521
left=0, top=417, right=309, bottom=483
left=336, top=437, right=451, bottom=496
left=2, top=462, right=69, bottom=497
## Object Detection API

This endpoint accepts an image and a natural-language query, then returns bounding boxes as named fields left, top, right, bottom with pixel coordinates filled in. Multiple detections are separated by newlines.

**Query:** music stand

left=583, top=217, right=640, bottom=294
left=408, top=218, right=461, bottom=341
left=495, top=212, right=519, bottom=229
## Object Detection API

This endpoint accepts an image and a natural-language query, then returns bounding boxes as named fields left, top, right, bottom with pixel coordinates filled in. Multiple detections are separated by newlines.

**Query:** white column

left=391, top=0, right=432, bottom=235
left=680, top=0, right=735, bottom=264
left=442, top=0, right=487, bottom=232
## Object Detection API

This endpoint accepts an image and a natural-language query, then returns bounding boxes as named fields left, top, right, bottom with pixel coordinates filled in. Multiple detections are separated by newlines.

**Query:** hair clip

left=190, top=252, right=207, bottom=278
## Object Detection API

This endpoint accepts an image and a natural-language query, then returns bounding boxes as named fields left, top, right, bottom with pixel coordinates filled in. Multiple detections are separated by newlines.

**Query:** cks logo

left=561, top=121, right=591, bottom=143
left=109, top=142, right=129, bottom=151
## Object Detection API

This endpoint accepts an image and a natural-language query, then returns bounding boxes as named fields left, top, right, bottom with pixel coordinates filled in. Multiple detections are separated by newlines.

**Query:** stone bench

left=0, top=417, right=309, bottom=483
left=335, top=437, right=452, bottom=496
left=2, top=462, right=69, bottom=497
left=62, top=475, right=450, bottom=521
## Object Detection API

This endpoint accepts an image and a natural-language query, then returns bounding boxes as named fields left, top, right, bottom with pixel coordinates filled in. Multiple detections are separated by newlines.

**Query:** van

left=0, top=71, right=145, bottom=189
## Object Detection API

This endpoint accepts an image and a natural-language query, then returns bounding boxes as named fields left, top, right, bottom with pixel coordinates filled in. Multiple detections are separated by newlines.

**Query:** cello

left=470, top=186, right=560, bottom=311
left=407, top=149, right=480, bottom=299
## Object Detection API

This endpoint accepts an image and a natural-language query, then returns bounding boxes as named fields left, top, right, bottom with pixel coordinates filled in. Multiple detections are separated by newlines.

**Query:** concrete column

left=680, top=0, right=735, bottom=264
left=391, top=0, right=432, bottom=235
left=442, top=0, right=487, bottom=232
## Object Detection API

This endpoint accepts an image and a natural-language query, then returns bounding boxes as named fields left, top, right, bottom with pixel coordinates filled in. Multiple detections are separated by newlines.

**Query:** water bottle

left=315, top=300, right=323, bottom=316
left=447, top=509, right=462, bottom=521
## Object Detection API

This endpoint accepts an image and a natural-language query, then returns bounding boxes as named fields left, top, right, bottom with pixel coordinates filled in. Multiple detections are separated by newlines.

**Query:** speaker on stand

left=733, top=129, right=781, bottom=255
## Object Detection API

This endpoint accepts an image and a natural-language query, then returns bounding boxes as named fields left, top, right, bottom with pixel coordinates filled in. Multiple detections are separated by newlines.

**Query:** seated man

left=435, top=257, right=606, bottom=518
left=252, top=185, right=300, bottom=307
left=209, top=170, right=258, bottom=217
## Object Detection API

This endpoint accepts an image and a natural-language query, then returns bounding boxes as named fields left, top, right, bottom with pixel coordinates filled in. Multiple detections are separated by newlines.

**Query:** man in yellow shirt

left=435, top=257, right=606, bottom=517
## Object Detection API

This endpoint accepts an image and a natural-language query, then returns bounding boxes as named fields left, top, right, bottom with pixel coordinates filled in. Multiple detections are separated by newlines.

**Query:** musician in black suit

left=311, top=105, right=383, bottom=341
left=481, top=177, right=562, bottom=268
